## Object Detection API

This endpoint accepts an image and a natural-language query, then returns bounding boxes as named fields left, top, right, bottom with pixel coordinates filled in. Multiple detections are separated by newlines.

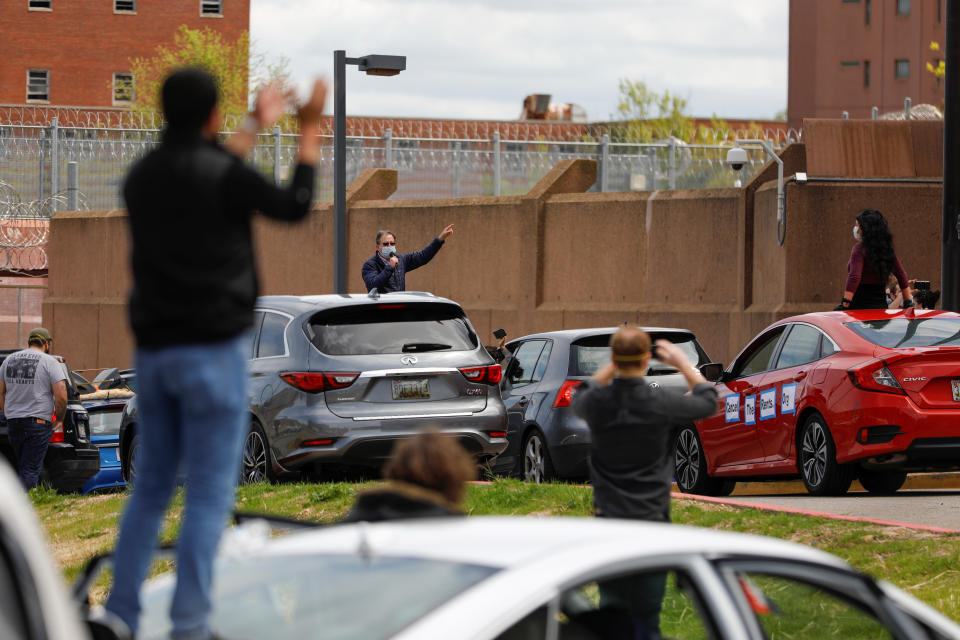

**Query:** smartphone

left=493, top=328, right=507, bottom=339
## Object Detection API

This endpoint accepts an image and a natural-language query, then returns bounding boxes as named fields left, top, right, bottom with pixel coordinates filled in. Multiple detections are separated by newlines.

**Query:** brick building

left=0, top=0, right=249, bottom=108
left=788, top=0, right=945, bottom=130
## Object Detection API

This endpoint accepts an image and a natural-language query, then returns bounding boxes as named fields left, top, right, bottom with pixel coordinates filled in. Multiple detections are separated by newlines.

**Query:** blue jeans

left=105, top=336, right=248, bottom=640
left=8, top=418, right=53, bottom=489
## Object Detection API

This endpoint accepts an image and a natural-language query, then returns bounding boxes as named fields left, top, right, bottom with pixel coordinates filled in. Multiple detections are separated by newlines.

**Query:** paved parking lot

left=673, top=474, right=960, bottom=531
left=729, top=490, right=960, bottom=531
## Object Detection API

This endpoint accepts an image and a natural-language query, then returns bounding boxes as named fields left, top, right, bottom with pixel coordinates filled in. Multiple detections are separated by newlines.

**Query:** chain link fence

left=1, top=111, right=799, bottom=210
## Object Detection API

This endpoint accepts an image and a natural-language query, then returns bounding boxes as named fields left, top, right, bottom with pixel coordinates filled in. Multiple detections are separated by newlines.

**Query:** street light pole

left=333, top=50, right=347, bottom=294
left=332, top=50, right=406, bottom=294
left=943, top=3, right=960, bottom=311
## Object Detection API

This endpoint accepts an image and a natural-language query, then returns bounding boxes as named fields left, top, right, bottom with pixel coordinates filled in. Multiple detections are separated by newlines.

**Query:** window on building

left=896, top=0, right=910, bottom=15
left=26, top=69, right=49, bottom=102
left=115, top=0, right=135, bottom=12
left=938, top=0, right=943, bottom=22
left=895, top=59, right=910, bottom=79
left=113, top=72, right=134, bottom=104
left=28, top=0, right=51, bottom=9
left=865, top=0, right=871, bottom=25
left=200, top=0, right=222, bottom=15
left=864, top=60, right=871, bottom=87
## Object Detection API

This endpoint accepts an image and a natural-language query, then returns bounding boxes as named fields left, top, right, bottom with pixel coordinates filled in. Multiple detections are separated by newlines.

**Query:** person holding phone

left=361, top=225, right=455, bottom=294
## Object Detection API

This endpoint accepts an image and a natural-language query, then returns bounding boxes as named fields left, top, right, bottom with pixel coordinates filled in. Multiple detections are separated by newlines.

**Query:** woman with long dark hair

left=838, top=209, right=913, bottom=310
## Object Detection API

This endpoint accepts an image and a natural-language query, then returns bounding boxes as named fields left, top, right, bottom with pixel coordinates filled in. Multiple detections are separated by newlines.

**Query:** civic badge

left=400, top=355, right=418, bottom=366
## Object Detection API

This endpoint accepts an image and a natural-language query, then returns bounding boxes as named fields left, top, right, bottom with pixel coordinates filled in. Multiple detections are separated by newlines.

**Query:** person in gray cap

left=0, top=328, right=67, bottom=489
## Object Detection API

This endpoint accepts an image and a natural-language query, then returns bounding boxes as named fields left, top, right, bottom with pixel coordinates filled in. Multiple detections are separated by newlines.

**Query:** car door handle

left=517, top=397, right=529, bottom=408
left=796, top=370, right=808, bottom=381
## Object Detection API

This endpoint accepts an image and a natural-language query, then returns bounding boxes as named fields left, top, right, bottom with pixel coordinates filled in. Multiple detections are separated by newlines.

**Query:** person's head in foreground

left=161, top=66, right=221, bottom=138
left=384, top=428, right=477, bottom=506
left=610, top=325, right=652, bottom=376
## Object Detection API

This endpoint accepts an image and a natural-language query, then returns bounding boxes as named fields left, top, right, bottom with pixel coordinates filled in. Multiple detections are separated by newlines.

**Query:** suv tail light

left=553, top=379, right=584, bottom=408
left=50, top=421, right=64, bottom=443
left=847, top=358, right=906, bottom=395
left=458, top=364, right=502, bottom=385
left=280, top=371, right=359, bottom=393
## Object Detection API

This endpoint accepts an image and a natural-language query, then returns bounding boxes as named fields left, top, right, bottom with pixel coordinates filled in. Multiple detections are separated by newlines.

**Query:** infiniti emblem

left=648, top=381, right=660, bottom=389
left=400, top=355, right=418, bottom=366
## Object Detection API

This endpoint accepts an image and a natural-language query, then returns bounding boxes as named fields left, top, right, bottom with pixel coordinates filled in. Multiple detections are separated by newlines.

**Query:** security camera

left=726, top=147, right=748, bottom=172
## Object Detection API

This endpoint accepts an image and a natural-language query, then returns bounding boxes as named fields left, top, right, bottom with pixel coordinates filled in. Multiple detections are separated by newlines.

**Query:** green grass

left=32, top=480, right=960, bottom=623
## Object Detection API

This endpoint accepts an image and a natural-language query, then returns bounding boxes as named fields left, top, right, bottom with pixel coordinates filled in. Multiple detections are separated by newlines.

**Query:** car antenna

left=368, top=288, right=380, bottom=300
left=357, top=521, right=374, bottom=564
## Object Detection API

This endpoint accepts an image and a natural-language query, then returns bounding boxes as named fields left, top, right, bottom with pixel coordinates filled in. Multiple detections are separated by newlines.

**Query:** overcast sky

left=250, top=0, right=789, bottom=122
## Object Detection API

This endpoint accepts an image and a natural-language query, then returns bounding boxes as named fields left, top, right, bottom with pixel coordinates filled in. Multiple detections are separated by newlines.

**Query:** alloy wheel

left=242, top=429, right=268, bottom=483
left=523, top=434, right=545, bottom=484
left=801, top=420, right=828, bottom=488
left=675, top=428, right=700, bottom=491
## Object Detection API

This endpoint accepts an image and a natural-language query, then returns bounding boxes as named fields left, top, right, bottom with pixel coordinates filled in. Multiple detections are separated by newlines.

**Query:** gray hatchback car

left=242, top=293, right=508, bottom=482
left=491, top=327, right=714, bottom=482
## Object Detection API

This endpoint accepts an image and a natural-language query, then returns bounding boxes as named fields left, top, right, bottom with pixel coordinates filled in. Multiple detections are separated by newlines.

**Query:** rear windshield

left=88, top=408, right=123, bottom=436
left=569, top=332, right=707, bottom=376
left=844, top=318, right=960, bottom=348
left=308, top=302, right=478, bottom=355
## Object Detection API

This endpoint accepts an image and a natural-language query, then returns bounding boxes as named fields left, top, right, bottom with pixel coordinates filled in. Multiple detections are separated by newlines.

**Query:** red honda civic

left=675, top=309, right=960, bottom=496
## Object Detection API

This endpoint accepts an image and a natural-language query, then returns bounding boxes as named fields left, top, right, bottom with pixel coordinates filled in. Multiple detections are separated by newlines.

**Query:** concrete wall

left=43, top=120, right=946, bottom=371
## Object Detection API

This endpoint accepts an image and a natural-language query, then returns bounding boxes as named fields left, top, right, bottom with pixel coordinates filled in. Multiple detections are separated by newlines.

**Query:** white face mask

left=853, top=224, right=861, bottom=241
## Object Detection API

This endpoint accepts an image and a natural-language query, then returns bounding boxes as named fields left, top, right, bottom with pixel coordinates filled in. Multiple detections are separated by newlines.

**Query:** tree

left=611, top=79, right=731, bottom=144
left=128, top=25, right=291, bottom=116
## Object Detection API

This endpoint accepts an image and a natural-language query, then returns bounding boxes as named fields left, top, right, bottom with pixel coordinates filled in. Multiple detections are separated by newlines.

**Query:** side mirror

left=699, top=362, right=725, bottom=382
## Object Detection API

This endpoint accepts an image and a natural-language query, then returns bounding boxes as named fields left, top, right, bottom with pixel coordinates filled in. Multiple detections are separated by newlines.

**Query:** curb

left=672, top=491, right=960, bottom=534
left=678, top=472, right=960, bottom=497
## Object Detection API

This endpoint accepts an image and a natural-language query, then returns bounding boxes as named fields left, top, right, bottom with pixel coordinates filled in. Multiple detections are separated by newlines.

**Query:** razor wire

left=0, top=115, right=790, bottom=212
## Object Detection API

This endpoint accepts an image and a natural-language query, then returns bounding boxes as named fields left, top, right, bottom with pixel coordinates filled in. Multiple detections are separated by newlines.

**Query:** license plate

left=392, top=378, right=430, bottom=400
left=953, top=379, right=960, bottom=402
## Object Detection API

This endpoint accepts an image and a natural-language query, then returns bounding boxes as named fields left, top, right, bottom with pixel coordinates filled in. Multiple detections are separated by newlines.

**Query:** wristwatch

left=901, top=298, right=914, bottom=309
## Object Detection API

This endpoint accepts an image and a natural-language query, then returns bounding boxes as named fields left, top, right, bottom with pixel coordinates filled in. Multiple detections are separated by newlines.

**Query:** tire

left=241, top=420, right=274, bottom=484
left=522, top=429, right=555, bottom=484
left=858, top=468, right=907, bottom=495
left=798, top=413, right=854, bottom=496
left=674, top=426, right=736, bottom=496
left=123, top=432, right=142, bottom=487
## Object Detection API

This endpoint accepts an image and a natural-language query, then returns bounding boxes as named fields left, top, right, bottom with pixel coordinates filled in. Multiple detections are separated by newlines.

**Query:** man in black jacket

left=572, top=325, right=718, bottom=636
left=103, top=68, right=327, bottom=640
left=361, top=225, right=454, bottom=293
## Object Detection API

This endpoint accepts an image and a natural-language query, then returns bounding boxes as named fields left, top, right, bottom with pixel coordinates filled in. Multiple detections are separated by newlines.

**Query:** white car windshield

left=138, top=553, right=498, bottom=640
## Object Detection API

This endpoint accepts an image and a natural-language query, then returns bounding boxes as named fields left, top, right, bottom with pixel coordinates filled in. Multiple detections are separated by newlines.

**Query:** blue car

left=81, top=398, right=130, bottom=494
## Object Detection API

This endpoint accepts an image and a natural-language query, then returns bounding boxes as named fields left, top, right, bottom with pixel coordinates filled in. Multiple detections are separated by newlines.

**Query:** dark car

left=490, top=327, right=714, bottom=482
left=121, top=292, right=508, bottom=484
left=0, top=351, right=98, bottom=492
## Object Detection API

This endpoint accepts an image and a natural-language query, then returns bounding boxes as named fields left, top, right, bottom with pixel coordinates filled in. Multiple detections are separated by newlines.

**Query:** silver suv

left=242, top=293, right=508, bottom=481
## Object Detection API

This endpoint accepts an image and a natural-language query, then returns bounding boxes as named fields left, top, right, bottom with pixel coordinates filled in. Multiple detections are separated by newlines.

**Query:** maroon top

left=844, top=243, right=908, bottom=293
